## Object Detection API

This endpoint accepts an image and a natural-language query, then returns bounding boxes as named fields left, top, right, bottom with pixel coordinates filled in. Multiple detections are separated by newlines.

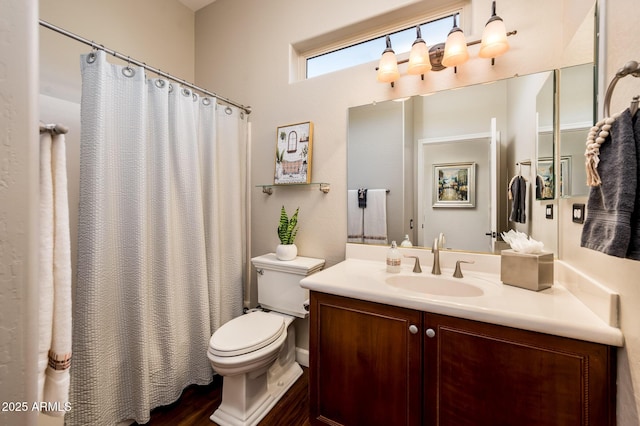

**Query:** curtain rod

left=39, top=19, right=252, bottom=115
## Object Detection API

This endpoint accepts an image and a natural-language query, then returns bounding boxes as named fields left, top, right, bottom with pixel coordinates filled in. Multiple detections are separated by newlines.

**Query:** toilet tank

left=252, top=254, right=325, bottom=318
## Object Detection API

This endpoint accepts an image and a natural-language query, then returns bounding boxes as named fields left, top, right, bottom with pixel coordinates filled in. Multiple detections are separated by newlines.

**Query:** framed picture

left=433, top=162, right=476, bottom=208
left=536, top=158, right=554, bottom=200
left=274, top=121, right=313, bottom=185
left=537, top=156, right=571, bottom=199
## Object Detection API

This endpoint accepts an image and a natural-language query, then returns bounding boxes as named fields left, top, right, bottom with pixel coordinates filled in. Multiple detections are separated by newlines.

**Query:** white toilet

left=207, top=253, right=325, bottom=426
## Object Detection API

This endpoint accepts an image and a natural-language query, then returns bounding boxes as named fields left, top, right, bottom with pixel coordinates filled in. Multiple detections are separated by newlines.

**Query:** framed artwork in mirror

left=274, top=121, right=313, bottom=185
left=536, top=158, right=554, bottom=200
left=433, top=162, right=476, bottom=208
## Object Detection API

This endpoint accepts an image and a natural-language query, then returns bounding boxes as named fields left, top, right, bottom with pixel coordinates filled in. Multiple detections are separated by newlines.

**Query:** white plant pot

left=276, top=244, right=297, bottom=261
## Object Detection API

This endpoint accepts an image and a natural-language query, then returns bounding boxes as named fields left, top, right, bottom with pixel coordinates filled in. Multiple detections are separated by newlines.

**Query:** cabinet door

left=310, top=292, right=422, bottom=426
left=424, top=313, right=616, bottom=426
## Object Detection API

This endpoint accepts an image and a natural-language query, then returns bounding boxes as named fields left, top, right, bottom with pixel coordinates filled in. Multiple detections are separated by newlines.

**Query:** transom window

left=306, top=14, right=457, bottom=79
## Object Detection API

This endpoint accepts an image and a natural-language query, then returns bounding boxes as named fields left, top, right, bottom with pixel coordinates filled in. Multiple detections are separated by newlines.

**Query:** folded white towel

left=39, top=132, right=72, bottom=416
left=363, top=189, right=388, bottom=245
left=347, top=190, right=364, bottom=243
left=39, top=132, right=55, bottom=403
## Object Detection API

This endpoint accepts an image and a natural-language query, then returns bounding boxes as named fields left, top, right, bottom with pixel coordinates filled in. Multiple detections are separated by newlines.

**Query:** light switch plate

left=545, top=204, right=553, bottom=219
left=572, top=203, right=585, bottom=224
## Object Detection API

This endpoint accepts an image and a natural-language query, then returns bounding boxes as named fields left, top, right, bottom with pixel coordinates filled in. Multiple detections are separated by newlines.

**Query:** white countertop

left=300, top=257, right=624, bottom=347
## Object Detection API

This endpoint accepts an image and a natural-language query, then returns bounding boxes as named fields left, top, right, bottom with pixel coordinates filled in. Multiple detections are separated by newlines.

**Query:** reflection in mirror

left=559, top=63, right=595, bottom=197
left=536, top=71, right=556, bottom=201
left=348, top=70, right=563, bottom=255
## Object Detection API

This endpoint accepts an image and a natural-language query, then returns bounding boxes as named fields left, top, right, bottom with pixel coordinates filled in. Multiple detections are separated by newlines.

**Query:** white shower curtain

left=68, top=50, right=246, bottom=425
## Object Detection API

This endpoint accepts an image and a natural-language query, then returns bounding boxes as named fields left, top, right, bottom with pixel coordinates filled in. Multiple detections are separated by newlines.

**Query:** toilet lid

left=209, top=311, right=285, bottom=357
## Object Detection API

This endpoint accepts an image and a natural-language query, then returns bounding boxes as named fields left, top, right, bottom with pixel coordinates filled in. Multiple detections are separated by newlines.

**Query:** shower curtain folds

left=68, top=50, right=246, bottom=425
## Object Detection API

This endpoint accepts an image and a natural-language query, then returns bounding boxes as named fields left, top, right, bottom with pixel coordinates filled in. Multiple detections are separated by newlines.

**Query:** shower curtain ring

left=122, top=57, right=136, bottom=78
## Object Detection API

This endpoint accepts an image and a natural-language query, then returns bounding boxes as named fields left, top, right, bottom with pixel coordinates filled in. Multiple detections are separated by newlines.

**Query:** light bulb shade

left=479, top=17, right=509, bottom=58
left=407, top=41, right=431, bottom=75
left=377, top=50, right=400, bottom=83
left=441, top=29, right=469, bottom=68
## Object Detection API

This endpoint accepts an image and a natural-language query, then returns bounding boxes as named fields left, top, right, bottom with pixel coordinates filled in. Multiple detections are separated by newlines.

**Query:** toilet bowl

left=207, top=253, right=325, bottom=426
left=208, top=311, right=300, bottom=426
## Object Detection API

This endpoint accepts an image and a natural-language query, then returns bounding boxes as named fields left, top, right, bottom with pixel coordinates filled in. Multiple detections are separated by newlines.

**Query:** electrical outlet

left=572, top=203, right=585, bottom=224
left=545, top=204, right=553, bottom=219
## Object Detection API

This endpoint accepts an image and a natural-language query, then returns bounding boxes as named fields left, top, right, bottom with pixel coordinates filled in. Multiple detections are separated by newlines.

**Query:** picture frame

left=433, top=162, right=476, bottom=208
left=274, top=121, right=313, bottom=185
left=536, top=158, right=554, bottom=200
left=537, top=156, right=571, bottom=199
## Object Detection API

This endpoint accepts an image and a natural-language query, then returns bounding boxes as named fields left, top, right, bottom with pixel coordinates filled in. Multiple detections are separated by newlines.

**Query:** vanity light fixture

left=375, top=5, right=516, bottom=87
left=376, top=35, right=400, bottom=87
left=441, top=14, right=469, bottom=69
left=407, top=26, right=432, bottom=79
left=479, top=1, right=510, bottom=63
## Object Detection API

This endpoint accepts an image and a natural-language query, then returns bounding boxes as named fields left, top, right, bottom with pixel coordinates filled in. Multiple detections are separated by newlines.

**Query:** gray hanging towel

left=627, top=112, right=640, bottom=260
left=581, top=108, right=637, bottom=257
left=509, top=176, right=526, bottom=224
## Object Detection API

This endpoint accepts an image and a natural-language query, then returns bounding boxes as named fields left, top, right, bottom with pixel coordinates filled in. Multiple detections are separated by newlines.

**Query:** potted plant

left=276, top=205, right=299, bottom=260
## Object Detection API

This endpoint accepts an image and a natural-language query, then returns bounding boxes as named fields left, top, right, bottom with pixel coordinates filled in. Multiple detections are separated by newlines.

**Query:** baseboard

left=295, top=347, right=309, bottom=367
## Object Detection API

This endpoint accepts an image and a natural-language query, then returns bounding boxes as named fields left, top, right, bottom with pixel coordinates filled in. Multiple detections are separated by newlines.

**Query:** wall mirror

left=558, top=63, right=596, bottom=198
left=347, top=1, right=597, bottom=256
left=347, top=63, right=595, bottom=255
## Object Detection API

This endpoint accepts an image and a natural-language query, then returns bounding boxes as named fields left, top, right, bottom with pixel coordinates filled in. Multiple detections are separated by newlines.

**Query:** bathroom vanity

left=301, top=245, right=622, bottom=426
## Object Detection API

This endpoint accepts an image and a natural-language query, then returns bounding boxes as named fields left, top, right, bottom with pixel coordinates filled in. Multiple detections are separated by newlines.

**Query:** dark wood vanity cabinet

left=424, top=313, right=616, bottom=426
left=309, top=291, right=616, bottom=426
left=309, top=291, right=423, bottom=426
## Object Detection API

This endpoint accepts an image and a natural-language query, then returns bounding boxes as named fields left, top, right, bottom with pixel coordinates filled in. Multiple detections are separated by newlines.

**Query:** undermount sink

left=385, top=275, right=484, bottom=297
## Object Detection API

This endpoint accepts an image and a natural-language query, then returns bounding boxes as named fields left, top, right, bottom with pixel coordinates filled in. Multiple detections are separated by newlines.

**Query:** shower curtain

left=68, top=50, right=247, bottom=425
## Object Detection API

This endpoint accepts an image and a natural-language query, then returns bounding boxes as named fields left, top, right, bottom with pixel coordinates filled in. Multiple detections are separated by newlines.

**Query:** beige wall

left=40, top=0, right=195, bottom=103
left=560, top=1, right=640, bottom=423
left=0, top=1, right=40, bottom=425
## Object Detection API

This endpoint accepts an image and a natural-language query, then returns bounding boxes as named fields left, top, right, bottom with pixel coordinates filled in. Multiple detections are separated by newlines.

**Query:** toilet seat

left=209, top=311, right=285, bottom=357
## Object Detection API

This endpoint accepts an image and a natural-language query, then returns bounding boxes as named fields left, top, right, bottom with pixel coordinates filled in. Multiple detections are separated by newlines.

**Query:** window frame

left=300, top=8, right=464, bottom=80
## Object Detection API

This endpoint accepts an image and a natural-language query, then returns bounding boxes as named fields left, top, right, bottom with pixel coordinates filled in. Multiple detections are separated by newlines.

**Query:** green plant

left=275, top=148, right=284, bottom=163
left=277, top=205, right=299, bottom=245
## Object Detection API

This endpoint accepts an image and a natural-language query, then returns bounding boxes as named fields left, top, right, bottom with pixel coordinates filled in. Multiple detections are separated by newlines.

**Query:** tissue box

left=500, top=249, right=554, bottom=291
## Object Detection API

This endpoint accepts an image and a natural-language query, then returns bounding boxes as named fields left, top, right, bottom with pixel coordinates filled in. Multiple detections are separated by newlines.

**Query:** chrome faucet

left=431, top=238, right=441, bottom=275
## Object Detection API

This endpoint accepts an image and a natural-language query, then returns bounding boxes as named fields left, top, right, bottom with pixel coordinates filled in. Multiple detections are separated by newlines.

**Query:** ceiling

left=178, top=0, right=216, bottom=12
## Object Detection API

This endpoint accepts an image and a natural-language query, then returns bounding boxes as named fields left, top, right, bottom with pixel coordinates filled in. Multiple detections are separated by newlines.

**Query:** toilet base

left=210, top=361, right=302, bottom=426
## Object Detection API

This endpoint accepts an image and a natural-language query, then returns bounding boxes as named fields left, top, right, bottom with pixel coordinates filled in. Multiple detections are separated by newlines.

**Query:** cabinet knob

left=426, top=328, right=436, bottom=338
left=409, top=325, right=419, bottom=334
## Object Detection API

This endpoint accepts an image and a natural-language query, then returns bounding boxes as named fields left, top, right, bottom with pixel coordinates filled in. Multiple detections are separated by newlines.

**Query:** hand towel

left=347, top=190, right=364, bottom=243
left=627, top=113, right=640, bottom=260
left=357, top=188, right=367, bottom=208
left=509, top=176, right=527, bottom=224
left=581, top=109, right=637, bottom=257
left=363, top=189, right=388, bottom=244
left=39, top=132, right=55, bottom=403
left=39, top=132, right=73, bottom=416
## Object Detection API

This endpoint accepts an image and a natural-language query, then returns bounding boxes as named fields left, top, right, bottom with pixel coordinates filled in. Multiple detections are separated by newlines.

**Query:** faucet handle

left=453, top=260, right=475, bottom=278
left=403, top=255, right=422, bottom=273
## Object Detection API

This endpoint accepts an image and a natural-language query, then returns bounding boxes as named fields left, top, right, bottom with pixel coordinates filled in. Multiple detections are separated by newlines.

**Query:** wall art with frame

left=274, top=121, right=313, bottom=185
left=433, top=162, right=476, bottom=208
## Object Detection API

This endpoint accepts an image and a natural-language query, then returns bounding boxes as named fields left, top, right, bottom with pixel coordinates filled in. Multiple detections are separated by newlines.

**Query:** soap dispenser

left=400, top=234, right=413, bottom=247
left=386, top=241, right=401, bottom=273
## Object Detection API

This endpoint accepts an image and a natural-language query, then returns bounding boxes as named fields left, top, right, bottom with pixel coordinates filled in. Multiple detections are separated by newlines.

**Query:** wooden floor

left=136, top=367, right=311, bottom=426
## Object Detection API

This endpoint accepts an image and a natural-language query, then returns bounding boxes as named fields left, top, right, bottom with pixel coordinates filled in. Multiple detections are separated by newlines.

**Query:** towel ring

left=603, top=60, right=640, bottom=117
